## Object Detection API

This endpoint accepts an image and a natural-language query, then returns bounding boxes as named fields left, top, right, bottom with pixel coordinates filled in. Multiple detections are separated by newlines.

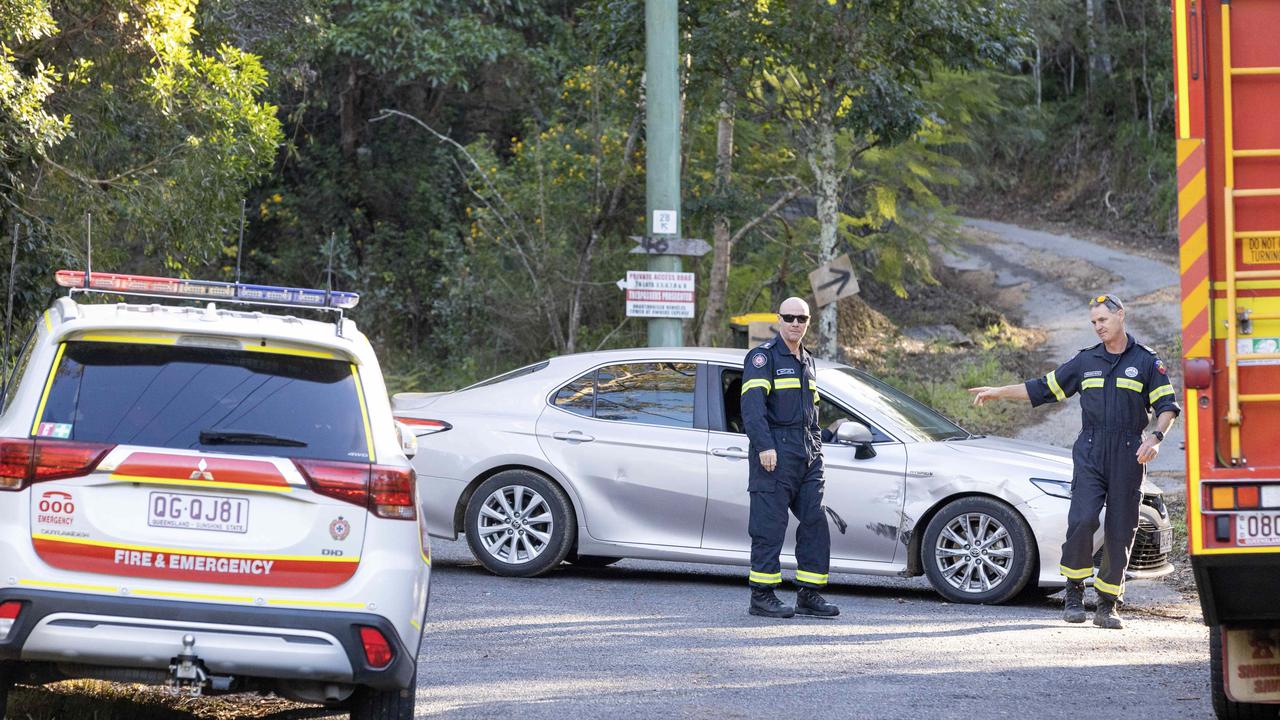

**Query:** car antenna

left=1, top=219, right=20, bottom=402
left=235, top=198, right=246, bottom=285
left=83, top=212, right=91, bottom=289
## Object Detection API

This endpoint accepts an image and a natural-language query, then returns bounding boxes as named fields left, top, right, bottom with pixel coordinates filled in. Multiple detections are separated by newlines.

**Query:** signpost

left=629, top=236, right=711, bottom=257
left=618, top=271, right=695, bottom=319
left=808, top=254, right=859, bottom=308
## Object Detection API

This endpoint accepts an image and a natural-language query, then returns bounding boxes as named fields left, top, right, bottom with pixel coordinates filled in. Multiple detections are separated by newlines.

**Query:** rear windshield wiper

left=199, top=429, right=308, bottom=447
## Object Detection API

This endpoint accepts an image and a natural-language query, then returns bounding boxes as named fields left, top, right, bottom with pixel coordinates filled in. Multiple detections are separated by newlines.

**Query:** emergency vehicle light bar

left=55, top=270, right=359, bottom=310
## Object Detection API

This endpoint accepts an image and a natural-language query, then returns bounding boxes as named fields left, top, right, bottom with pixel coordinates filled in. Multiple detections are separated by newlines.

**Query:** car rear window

left=33, top=341, right=372, bottom=462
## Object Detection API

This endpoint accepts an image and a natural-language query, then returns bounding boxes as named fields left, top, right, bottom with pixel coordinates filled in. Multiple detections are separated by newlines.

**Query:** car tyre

left=348, top=677, right=415, bottom=720
left=1210, top=624, right=1277, bottom=719
left=0, top=661, right=13, bottom=714
left=921, top=496, right=1036, bottom=605
left=566, top=553, right=622, bottom=568
left=465, top=470, right=575, bottom=578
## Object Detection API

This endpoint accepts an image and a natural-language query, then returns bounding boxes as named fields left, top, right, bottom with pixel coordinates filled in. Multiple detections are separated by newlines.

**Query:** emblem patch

left=330, top=516, right=351, bottom=541
left=1155, top=359, right=1167, bottom=375
left=1124, top=366, right=1139, bottom=378
left=751, top=353, right=767, bottom=368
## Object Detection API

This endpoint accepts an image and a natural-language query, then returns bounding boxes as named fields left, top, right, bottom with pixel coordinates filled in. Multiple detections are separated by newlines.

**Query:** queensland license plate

left=1236, top=513, right=1280, bottom=546
left=148, top=491, right=249, bottom=533
left=1158, top=528, right=1172, bottom=554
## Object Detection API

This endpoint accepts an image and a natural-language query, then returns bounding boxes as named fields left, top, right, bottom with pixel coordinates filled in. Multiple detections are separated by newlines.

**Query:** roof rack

left=55, top=270, right=359, bottom=335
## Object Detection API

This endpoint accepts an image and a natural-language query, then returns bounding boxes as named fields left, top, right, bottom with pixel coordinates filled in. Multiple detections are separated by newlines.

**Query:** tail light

left=370, top=466, right=416, bottom=520
left=294, top=460, right=417, bottom=520
left=394, top=417, right=451, bottom=436
left=358, top=626, right=393, bottom=668
left=0, top=600, right=21, bottom=640
left=0, top=439, right=114, bottom=491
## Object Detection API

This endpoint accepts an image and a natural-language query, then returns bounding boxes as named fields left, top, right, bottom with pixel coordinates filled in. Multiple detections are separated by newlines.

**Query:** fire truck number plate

left=1236, top=513, right=1280, bottom=546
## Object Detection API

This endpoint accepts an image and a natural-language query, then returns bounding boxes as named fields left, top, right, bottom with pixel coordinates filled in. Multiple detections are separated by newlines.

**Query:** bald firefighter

left=740, top=297, right=839, bottom=619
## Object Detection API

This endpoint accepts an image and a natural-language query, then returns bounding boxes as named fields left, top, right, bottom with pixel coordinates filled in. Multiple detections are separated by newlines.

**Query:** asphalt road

left=414, top=537, right=1211, bottom=720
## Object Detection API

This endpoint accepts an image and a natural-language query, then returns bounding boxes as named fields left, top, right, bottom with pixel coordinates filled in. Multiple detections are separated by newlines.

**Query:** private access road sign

left=618, top=270, right=696, bottom=319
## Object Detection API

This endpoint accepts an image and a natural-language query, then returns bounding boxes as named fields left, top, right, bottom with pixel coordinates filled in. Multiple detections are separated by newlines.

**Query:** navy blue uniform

left=1025, top=333, right=1180, bottom=600
left=741, top=335, right=829, bottom=589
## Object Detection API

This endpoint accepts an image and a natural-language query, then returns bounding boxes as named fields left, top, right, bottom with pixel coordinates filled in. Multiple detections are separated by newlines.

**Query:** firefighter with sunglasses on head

left=967, top=294, right=1179, bottom=629
left=740, top=297, right=839, bottom=619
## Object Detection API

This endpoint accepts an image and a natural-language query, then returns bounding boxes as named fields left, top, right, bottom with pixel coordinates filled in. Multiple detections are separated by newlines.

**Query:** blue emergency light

left=55, top=270, right=360, bottom=309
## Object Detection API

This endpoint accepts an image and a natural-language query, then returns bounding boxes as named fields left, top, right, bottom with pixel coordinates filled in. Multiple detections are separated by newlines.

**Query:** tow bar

left=167, top=634, right=209, bottom=697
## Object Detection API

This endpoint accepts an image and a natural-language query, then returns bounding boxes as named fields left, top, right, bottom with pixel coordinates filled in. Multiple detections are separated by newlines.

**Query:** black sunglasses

left=779, top=314, right=809, bottom=324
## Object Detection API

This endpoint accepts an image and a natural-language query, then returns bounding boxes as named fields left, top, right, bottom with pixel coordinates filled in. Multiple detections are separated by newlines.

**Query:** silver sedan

left=394, top=348, right=1172, bottom=604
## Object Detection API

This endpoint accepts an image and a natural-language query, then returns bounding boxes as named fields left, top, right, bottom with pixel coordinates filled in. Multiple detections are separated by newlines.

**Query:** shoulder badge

left=751, top=352, right=768, bottom=369
left=1139, top=343, right=1158, bottom=356
left=1155, top=358, right=1167, bottom=375
left=1077, top=342, right=1100, bottom=354
left=761, top=341, right=773, bottom=349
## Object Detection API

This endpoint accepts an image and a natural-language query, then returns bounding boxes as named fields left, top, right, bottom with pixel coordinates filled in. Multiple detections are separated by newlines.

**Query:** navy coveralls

left=741, top=335, right=830, bottom=590
left=1025, top=333, right=1180, bottom=601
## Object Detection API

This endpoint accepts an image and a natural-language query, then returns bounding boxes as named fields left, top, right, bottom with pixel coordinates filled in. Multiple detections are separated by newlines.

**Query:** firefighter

left=968, top=294, right=1179, bottom=629
left=740, top=297, right=839, bottom=619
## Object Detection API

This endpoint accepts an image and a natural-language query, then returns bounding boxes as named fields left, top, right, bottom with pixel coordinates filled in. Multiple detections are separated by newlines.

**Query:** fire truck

left=1174, top=0, right=1280, bottom=716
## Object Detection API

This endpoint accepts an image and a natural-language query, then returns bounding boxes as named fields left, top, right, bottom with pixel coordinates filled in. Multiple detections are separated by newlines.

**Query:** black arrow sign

left=818, top=267, right=852, bottom=296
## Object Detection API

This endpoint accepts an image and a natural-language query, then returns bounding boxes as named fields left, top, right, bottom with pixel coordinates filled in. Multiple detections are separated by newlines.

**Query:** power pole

left=645, top=0, right=682, bottom=347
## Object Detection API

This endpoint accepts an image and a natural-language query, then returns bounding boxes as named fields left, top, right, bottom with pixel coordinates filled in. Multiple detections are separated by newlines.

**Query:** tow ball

left=167, top=634, right=209, bottom=697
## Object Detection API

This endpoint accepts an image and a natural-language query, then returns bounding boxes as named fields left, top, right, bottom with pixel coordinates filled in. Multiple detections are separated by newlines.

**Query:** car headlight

left=1030, top=477, right=1072, bottom=499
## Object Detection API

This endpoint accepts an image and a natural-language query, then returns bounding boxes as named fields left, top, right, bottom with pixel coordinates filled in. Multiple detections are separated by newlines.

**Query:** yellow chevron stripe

left=1180, top=223, right=1207, bottom=274
left=1182, top=276, right=1208, bottom=329
left=1179, top=168, right=1206, bottom=220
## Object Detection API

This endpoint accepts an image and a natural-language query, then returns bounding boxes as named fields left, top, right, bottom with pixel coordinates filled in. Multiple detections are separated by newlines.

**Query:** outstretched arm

left=968, top=383, right=1031, bottom=406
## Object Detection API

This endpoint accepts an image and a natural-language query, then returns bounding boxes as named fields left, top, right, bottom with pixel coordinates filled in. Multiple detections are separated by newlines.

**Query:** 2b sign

left=624, top=271, right=695, bottom=319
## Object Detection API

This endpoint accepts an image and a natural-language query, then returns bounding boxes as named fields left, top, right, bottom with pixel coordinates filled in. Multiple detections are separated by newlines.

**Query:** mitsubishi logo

left=189, top=458, right=215, bottom=482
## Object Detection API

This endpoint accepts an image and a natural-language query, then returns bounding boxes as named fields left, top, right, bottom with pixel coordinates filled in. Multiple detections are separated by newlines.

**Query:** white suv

left=0, top=272, right=429, bottom=719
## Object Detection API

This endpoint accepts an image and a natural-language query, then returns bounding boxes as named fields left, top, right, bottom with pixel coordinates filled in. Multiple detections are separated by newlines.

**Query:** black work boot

left=795, top=587, right=840, bottom=618
left=1063, top=581, right=1086, bottom=624
left=1093, top=594, right=1123, bottom=630
left=749, top=587, right=795, bottom=619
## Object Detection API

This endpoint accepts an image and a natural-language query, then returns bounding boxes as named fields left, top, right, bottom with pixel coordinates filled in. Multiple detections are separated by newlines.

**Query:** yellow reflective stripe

left=741, top=379, right=772, bottom=395
left=1081, top=378, right=1105, bottom=389
left=42, top=310, right=52, bottom=333
left=1046, top=370, right=1066, bottom=401
left=773, top=378, right=802, bottom=390
left=795, top=570, right=829, bottom=585
left=749, top=570, right=782, bottom=584
left=813, top=389, right=819, bottom=405
left=30, top=343, right=66, bottom=435
left=1059, top=564, right=1093, bottom=580
left=1093, top=577, right=1124, bottom=597
left=351, top=364, right=376, bottom=463
left=1149, top=384, right=1174, bottom=403
left=1115, top=378, right=1143, bottom=392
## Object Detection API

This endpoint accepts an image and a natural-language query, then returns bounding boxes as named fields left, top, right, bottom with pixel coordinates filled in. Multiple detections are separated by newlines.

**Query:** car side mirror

left=396, top=422, right=418, bottom=459
left=835, top=421, right=877, bottom=460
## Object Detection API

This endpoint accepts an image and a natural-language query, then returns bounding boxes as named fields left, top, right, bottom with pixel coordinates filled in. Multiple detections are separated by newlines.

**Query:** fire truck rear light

left=1237, top=486, right=1261, bottom=509
left=358, top=626, right=393, bottom=668
left=1211, top=486, right=1236, bottom=510
left=0, top=600, right=21, bottom=640
left=1263, top=485, right=1280, bottom=508
left=370, top=466, right=416, bottom=520
left=1215, top=516, right=1232, bottom=543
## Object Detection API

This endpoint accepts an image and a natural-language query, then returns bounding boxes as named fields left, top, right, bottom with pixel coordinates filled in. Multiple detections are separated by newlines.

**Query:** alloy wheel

left=932, top=511, right=1015, bottom=594
left=476, top=485, right=554, bottom=564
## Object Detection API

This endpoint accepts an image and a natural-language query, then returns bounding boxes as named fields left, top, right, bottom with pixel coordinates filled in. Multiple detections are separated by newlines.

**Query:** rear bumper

left=1193, top=554, right=1280, bottom=627
left=0, top=589, right=415, bottom=690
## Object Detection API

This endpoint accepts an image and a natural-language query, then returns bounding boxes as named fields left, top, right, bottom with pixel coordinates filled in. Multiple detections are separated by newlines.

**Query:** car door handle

left=552, top=431, right=595, bottom=443
left=710, top=447, right=749, bottom=459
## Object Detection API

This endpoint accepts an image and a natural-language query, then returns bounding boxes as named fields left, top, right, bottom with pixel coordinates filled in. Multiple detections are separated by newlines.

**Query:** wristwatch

left=1152, top=430, right=1165, bottom=443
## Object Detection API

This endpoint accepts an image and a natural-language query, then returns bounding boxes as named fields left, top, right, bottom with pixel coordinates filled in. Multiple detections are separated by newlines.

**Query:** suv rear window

left=34, top=341, right=372, bottom=462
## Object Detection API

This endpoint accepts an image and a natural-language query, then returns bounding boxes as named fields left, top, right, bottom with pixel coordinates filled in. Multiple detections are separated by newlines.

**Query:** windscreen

left=34, top=341, right=372, bottom=462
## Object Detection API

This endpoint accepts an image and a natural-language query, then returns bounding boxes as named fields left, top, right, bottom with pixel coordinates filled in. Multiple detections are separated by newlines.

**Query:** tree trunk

left=697, top=84, right=736, bottom=347
left=807, top=115, right=839, bottom=360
